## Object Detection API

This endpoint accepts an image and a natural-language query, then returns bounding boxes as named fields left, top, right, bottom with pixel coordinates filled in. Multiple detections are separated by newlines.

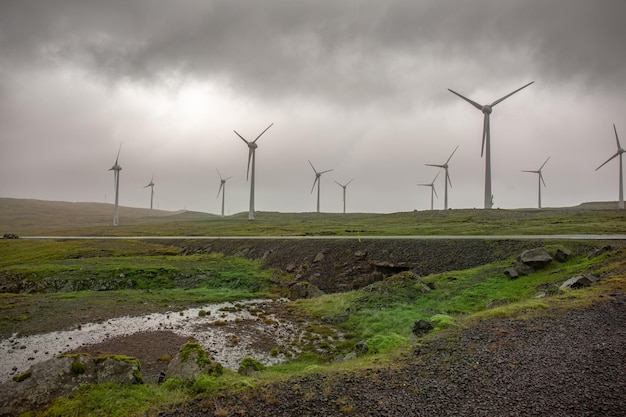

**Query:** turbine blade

left=217, top=183, right=224, bottom=198
left=308, top=160, right=318, bottom=173
left=446, top=145, right=459, bottom=164
left=425, top=163, right=444, bottom=168
left=432, top=171, right=440, bottom=183
left=247, top=148, right=253, bottom=180
left=490, top=81, right=534, bottom=107
left=320, top=169, right=333, bottom=175
left=481, top=113, right=489, bottom=157
left=433, top=187, right=439, bottom=199
left=253, top=123, right=274, bottom=143
left=346, top=179, right=354, bottom=186
left=540, top=156, right=550, bottom=170
left=614, top=124, right=622, bottom=150
left=115, top=143, right=122, bottom=163
left=217, top=168, right=223, bottom=180
left=596, top=152, right=619, bottom=171
left=311, top=177, right=319, bottom=194
left=447, top=171, right=452, bottom=188
left=540, top=173, right=546, bottom=188
left=335, top=181, right=342, bottom=187
left=233, top=130, right=249, bottom=144
left=225, top=176, right=233, bottom=181
left=448, top=89, right=483, bottom=110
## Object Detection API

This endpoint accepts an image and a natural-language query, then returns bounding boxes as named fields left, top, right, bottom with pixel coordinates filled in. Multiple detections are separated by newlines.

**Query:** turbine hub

left=248, top=142, right=258, bottom=149
left=481, top=105, right=492, bottom=114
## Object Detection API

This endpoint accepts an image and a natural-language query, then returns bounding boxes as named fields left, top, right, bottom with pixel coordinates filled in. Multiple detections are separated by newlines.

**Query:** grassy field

left=1, top=198, right=625, bottom=416
left=1, top=198, right=625, bottom=237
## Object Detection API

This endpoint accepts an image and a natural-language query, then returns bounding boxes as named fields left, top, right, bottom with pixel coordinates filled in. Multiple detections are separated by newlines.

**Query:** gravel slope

left=160, top=294, right=626, bottom=417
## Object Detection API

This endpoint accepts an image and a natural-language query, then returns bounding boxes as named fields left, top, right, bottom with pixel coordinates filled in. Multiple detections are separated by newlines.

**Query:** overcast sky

left=1, top=0, right=625, bottom=215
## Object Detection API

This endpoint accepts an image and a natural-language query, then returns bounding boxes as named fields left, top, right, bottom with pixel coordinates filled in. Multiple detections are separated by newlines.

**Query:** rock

left=504, top=267, right=519, bottom=279
left=0, top=353, right=141, bottom=417
left=285, top=263, right=297, bottom=273
left=554, top=248, right=571, bottom=262
left=238, top=357, right=265, bottom=376
left=313, top=252, right=325, bottom=263
left=560, top=275, right=599, bottom=290
left=412, top=319, right=435, bottom=336
left=2, top=233, right=19, bottom=239
left=354, top=250, right=367, bottom=260
left=589, top=245, right=613, bottom=259
left=519, top=248, right=553, bottom=269
left=343, top=352, right=357, bottom=361
left=165, top=342, right=222, bottom=381
left=289, top=281, right=324, bottom=299
left=355, top=341, right=369, bottom=357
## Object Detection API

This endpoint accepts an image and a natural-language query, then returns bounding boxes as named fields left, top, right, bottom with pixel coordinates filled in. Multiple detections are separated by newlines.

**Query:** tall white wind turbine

left=216, top=169, right=233, bottom=217
left=425, top=145, right=459, bottom=210
left=522, top=156, right=550, bottom=209
left=335, top=179, right=354, bottom=214
left=109, top=144, right=122, bottom=226
left=144, top=174, right=155, bottom=216
left=596, top=124, right=625, bottom=209
left=233, top=123, right=274, bottom=220
left=418, top=172, right=440, bottom=211
left=448, top=82, right=534, bottom=209
left=309, top=160, right=333, bottom=213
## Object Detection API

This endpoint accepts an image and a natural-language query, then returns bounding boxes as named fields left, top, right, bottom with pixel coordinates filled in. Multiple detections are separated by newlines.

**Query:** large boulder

left=165, top=342, right=222, bottom=381
left=288, top=281, right=324, bottom=299
left=0, top=353, right=141, bottom=417
left=560, top=275, right=599, bottom=290
left=519, top=248, right=553, bottom=269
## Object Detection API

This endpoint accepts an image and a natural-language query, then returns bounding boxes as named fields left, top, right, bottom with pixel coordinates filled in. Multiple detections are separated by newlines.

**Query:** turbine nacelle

left=481, top=105, right=492, bottom=114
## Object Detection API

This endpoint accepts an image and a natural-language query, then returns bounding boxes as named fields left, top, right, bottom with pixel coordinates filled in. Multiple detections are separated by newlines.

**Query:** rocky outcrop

left=0, top=353, right=141, bottom=417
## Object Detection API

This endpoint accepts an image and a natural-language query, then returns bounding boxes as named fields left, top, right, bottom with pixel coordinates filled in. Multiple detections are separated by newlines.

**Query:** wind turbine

left=596, top=124, right=625, bottom=209
left=109, top=144, right=122, bottom=226
left=309, top=160, right=333, bottom=213
left=233, top=123, right=274, bottom=220
left=425, top=145, right=459, bottom=210
left=335, top=179, right=354, bottom=214
left=418, top=172, right=440, bottom=211
left=448, top=81, right=534, bottom=209
left=522, top=156, right=550, bottom=209
left=216, top=169, right=233, bottom=217
left=144, top=173, right=155, bottom=216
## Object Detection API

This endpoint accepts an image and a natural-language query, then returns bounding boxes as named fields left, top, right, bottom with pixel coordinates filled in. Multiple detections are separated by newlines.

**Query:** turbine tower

left=448, top=82, right=534, bottom=209
left=335, top=179, right=354, bottom=214
left=233, top=123, right=274, bottom=220
left=596, top=124, right=625, bottom=209
left=144, top=174, right=155, bottom=216
left=109, top=144, right=122, bottom=226
left=216, top=169, right=233, bottom=217
left=522, top=156, right=550, bottom=209
left=425, top=145, right=459, bottom=210
left=309, top=160, right=333, bottom=213
left=418, top=172, right=440, bottom=211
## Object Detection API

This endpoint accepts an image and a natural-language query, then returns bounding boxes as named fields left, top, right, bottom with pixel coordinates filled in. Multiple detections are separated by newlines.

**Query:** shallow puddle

left=0, top=298, right=329, bottom=383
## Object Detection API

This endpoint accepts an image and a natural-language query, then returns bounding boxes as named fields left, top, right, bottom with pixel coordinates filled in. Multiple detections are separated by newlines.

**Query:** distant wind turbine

left=309, top=160, right=333, bottom=213
left=448, top=82, right=534, bottom=209
left=418, top=172, right=440, bottom=211
left=596, top=124, right=625, bottom=209
left=335, top=179, right=354, bottom=214
left=233, top=123, right=274, bottom=220
left=425, top=146, right=459, bottom=210
left=522, top=157, right=550, bottom=209
left=144, top=173, right=155, bottom=216
left=216, top=169, right=233, bottom=217
left=109, top=144, right=122, bottom=226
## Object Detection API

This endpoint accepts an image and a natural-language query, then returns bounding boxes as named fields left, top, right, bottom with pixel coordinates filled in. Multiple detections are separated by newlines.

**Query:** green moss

left=179, top=342, right=213, bottom=369
left=70, top=360, right=86, bottom=375
left=12, top=371, right=31, bottom=382
left=238, top=357, right=265, bottom=374
left=95, top=354, right=141, bottom=368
